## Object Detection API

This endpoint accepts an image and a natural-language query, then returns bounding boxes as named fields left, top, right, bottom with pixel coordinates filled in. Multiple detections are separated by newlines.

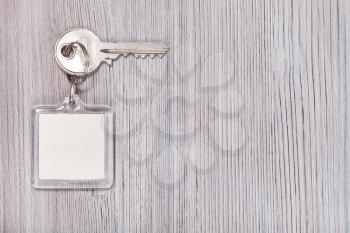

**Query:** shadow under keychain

left=31, top=29, right=168, bottom=189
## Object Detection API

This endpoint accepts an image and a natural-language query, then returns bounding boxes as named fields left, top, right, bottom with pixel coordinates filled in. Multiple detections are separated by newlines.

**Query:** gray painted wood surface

left=0, top=0, right=349, bottom=232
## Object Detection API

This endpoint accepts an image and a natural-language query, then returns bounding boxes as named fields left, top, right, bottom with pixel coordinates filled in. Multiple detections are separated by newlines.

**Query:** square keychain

left=31, top=95, right=114, bottom=189
left=32, top=29, right=168, bottom=189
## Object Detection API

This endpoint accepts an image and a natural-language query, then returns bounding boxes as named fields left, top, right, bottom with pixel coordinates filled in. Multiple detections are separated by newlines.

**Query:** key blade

left=99, top=42, right=169, bottom=57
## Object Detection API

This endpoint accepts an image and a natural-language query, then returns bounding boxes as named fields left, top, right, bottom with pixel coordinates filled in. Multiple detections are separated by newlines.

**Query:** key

left=55, top=28, right=168, bottom=76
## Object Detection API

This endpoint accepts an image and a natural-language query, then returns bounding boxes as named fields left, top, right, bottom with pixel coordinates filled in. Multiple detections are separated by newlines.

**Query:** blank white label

left=38, top=114, right=105, bottom=180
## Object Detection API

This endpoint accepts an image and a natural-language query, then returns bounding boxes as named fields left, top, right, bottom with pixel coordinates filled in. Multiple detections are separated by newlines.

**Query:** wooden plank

left=0, top=0, right=348, bottom=232
left=345, top=0, right=350, bottom=231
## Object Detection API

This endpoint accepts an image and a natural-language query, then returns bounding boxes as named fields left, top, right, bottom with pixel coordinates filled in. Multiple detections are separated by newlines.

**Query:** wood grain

left=0, top=0, right=349, bottom=232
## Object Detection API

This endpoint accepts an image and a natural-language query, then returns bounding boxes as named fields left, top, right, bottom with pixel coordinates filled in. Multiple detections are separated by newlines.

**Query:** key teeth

left=133, top=54, right=148, bottom=59
left=132, top=53, right=166, bottom=59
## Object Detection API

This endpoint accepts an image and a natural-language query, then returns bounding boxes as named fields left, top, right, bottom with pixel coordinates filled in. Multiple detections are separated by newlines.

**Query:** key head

left=55, top=28, right=103, bottom=76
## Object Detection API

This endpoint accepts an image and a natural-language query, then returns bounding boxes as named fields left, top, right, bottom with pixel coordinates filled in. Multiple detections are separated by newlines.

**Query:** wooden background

left=0, top=0, right=349, bottom=232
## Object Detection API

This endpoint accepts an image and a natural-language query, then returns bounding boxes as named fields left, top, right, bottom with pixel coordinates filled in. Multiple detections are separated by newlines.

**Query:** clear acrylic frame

left=31, top=95, right=114, bottom=189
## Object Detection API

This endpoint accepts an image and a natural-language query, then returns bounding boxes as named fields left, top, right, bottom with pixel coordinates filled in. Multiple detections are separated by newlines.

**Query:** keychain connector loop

left=62, top=41, right=90, bottom=105
left=69, top=81, right=77, bottom=105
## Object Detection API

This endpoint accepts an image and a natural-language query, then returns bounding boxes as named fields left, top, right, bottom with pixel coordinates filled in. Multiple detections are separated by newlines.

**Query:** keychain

left=31, top=29, right=168, bottom=189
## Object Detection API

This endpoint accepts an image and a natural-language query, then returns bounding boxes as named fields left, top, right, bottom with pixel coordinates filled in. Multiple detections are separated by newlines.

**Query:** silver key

left=55, top=28, right=168, bottom=76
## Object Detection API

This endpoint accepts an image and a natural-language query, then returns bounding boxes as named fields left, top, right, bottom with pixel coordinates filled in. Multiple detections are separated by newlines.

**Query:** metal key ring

left=61, top=41, right=90, bottom=104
